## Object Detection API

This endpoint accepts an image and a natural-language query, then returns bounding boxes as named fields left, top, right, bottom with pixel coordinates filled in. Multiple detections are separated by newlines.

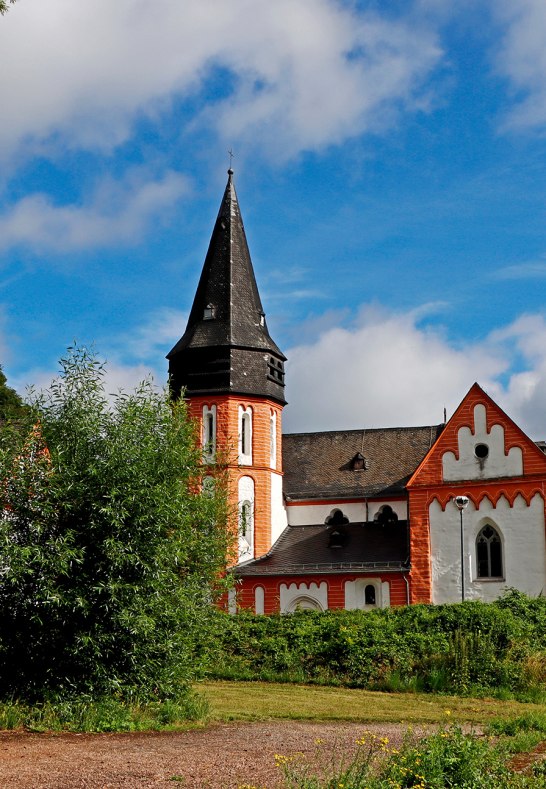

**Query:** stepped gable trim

left=407, top=382, right=546, bottom=489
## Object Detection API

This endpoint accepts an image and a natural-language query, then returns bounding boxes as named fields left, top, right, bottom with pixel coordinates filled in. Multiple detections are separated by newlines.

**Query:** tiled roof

left=282, top=425, right=444, bottom=501
left=236, top=521, right=409, bottom=576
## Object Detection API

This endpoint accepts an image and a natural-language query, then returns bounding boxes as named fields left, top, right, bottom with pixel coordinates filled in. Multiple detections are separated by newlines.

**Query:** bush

left=198, top=591, right=546, bottom=699
left=0, top=347, right=229, bottom=703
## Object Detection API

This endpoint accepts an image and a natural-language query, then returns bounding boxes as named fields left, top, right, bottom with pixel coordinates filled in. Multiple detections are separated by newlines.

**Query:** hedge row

left=195, top=590, right=546, bottom=698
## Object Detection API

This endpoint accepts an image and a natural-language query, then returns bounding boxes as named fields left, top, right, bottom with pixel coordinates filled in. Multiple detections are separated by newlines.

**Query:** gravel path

left=0, top=721, right=418, bottom=788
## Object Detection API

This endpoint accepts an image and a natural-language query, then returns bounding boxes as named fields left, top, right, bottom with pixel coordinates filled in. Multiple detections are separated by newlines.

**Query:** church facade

left=168, top=171, right=546, bottom=614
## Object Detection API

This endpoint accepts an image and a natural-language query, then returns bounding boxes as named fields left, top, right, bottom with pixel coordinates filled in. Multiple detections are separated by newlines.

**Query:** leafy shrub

left=197, top=591, right=546, bottom=699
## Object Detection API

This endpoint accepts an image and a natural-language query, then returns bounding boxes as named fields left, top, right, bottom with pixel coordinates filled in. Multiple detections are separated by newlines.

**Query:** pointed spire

left=168, top=170, right=286, bottom=403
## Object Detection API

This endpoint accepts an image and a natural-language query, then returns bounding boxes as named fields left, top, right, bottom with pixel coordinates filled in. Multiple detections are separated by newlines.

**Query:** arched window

left=238, top=476, right=255, bottom=561
left=239, top=500, right=252, bottom=539
left=238, top=406, right=252, bottom=465
left=325, top=509, right=349, bottom=526
left=374, top=505, right=398, bottom=526
left=476, top=524, right=503, bottom=579
left=270, top=410, right=277, bottom=469
left=202, top=405, right=216, bottom=462
left=364, top=584, right=376, bottom=606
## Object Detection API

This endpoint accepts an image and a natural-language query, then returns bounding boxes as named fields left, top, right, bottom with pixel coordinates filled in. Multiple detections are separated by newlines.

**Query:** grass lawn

left=200, top=680, right=546, bottom=726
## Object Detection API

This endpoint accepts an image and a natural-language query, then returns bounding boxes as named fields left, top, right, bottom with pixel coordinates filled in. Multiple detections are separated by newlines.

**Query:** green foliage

left=0, top=347, right=229, bottom=702
left=277, top=724, right=545, bottom=788
left=0, top=691, right=208, bottom=732
left=0, top=365, right=28, bottom=420
left=0, top=0, right=16, bottom=16
left=198, top=591, right=546, bottom=699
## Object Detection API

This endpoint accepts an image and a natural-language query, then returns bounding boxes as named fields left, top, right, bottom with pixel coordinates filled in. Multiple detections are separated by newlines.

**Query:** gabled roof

left=408, top=382, right=546, bottom=488
left=236, top=520, right=410, bottom=576
left=282, top=425, right=443, bottom=501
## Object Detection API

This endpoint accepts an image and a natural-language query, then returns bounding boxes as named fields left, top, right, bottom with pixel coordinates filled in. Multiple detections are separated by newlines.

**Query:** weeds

left=0, top=690, right=208, bottom=732
left=276, top=724, right=546, bottom=788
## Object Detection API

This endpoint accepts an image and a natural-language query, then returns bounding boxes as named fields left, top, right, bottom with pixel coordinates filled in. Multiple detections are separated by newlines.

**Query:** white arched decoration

left=286, top=596, right=323, bottom=612
left=238, top=475, right=255, bottom=562
left=344, top=579, right=390, bottom=610
left=280, top=581, right=328, bottom=613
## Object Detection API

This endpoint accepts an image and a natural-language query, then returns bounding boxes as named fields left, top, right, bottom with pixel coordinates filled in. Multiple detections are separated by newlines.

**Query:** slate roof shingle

left=167, top=170, right=286, bottom=403
left=282, top=424, right=444, bottom=501
left=236, top=520, right=410, bottom=576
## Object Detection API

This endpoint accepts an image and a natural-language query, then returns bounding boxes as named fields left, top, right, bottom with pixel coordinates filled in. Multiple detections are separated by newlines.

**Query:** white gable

left=442, top=404, right=523, bottom=481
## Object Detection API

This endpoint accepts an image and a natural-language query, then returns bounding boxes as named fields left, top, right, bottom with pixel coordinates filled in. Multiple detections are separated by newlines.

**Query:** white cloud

left=494, top=260, right=546, bottom=280
left=120, top=307, right=187, bottom=363
left=0, top=169, right=189, bottom=253
left=489, top=314, right=546, bottom=437
left=492, top=0, right=546, bottom=131
left=0, top=0, right=442, bottom=160
left=283, top=304, right=546, bottom=440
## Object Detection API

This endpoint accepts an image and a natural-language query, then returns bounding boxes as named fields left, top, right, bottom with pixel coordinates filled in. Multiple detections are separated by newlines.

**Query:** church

left=167, top=170, right=546, bottom=614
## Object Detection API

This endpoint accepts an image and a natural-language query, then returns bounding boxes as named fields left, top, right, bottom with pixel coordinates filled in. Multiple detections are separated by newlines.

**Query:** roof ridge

left=283, top=424, right=443, bottom=438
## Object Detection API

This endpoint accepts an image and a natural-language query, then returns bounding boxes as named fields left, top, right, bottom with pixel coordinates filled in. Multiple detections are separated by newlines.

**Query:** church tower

left=167, top=169, right=287, bottom=563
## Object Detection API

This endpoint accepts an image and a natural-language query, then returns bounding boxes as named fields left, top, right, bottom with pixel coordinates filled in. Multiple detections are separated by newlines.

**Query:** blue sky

left=1, top=0, right=546, bottom=437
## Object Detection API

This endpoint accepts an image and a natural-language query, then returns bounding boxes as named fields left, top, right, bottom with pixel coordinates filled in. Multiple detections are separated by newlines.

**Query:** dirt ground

left=0, top=721, right=420, bottom=788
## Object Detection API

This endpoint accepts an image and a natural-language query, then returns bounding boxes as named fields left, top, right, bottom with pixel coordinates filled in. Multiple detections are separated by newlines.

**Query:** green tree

left=0, top=366, right=28, bottom=420
left=0, top=347, right=229, bottom=702
left=0, top=1, right=16, bottom=16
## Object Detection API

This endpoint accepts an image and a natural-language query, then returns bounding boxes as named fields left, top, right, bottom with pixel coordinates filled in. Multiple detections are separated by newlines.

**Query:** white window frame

left=238, top=405, right=253, bottom=465
left=238, top=476, right=255, bottom=561
left=270, top=410, right=277, bottom=469
left=202, top=404, right=216, bottom=462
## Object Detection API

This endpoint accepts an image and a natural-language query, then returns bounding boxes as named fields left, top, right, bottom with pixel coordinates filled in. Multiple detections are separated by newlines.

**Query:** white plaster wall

left=443, top=404, right=523, bottom=481
left=430, top=493, right=546, bottom=604
left=280, top=581, right=328, bottom=612
left=270, top=471, right=287, bottom=546
left=286, top=500, right=406, bottom=527
left=344, top=579, right=391, bottom=609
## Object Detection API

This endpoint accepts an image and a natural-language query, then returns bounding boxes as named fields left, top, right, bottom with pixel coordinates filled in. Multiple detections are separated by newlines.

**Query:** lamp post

left=453, top=495, right=469, bottom=602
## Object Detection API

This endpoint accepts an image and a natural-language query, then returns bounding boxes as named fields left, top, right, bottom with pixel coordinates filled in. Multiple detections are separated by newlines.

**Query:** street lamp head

left=453, top=495, right=469, bottom=510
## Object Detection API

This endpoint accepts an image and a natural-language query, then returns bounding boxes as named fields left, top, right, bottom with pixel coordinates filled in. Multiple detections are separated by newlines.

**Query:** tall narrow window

left=238, top=476, right=255, bottom=561
left=270, top=410, right=277, bottom=469
left=476, top=524, right=503, bottom=579
left=202, top=405, right=216, bottom=462
left=240, top=501, right=252, bottom=538
left=365, top=584, right=377, bottom=606
left=238, top=406, right=252, bottom=465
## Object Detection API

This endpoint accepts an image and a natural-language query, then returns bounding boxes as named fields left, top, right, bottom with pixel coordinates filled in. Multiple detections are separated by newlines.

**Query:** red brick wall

left=187, top=394, right=284, bottom=562
left=236, top=573, right=410, bottom=613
